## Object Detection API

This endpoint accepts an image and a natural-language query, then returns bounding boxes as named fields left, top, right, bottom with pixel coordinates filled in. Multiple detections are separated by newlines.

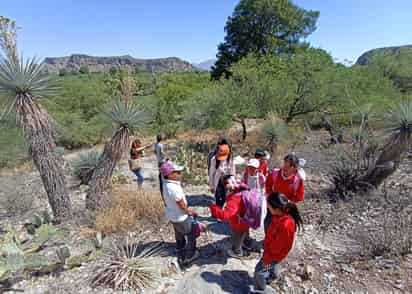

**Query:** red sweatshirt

left=263, top=214, right=296, bottom=265
left=210, top=192, right=250, bottom=232
left=265, top=168, right=304, bottom=203
left=258, top=161, right=268, bottom=177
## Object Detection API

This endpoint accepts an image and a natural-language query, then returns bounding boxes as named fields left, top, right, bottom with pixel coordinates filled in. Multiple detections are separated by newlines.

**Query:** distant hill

left=43, top=54, right=195, bottom=73
left=355, top=45, right=412, bottom=93
left=355, top=45, right=412, bottom=65
left=193, top=59, right=216, bottom=71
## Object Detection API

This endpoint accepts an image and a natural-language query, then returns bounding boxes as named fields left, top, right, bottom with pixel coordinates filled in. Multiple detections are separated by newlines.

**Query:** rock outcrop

left=43, top=54, right=195, bottom=73
left=355, top=45, right=412, bottom=65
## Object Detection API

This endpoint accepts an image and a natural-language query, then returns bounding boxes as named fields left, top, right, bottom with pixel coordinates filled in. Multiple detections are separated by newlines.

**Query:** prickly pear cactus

left=33, top=224, right=57, bottom=246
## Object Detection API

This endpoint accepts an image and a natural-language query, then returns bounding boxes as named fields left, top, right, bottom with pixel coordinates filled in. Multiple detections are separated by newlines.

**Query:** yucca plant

left=86, top=99, right=148, bottom=210
left=89, top=238, right=166, bottom=291
left=262, top=113, right=288, bottom=155
left=363, top=100, right=412, bottom=186
left=0, top=17, right=71, bottom=219
left=72, top=150, right=101, bottom=185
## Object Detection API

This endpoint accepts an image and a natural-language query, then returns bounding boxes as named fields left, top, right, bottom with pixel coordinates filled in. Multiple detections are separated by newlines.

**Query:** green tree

left=79, top=65, right=90, bottom=74
left=58, top=68, right=69, bottom=76
left=0, top=17, right=72, bottom=219
left=211, top=0, right=319, bottom=79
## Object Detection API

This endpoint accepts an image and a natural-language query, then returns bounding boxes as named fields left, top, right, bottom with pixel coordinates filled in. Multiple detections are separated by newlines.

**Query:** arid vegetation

left=1, top=0, right=412, bottom=292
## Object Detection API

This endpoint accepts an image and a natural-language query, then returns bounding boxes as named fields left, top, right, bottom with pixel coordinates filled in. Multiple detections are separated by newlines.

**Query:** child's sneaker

left=226, top=248, right=243, bottom=258
left=185, top=250, right=200, bottom=264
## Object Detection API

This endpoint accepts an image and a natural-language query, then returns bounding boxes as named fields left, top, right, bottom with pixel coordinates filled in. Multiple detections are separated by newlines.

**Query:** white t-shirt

left=163, top=179, right=188, bottom=223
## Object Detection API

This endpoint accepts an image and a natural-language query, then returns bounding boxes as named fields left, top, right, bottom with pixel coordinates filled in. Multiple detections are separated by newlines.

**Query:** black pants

left=171, top=218, right=196, bottom=264
left=159, top=172, right=164, bottom=197
left=215, top=180, right=227, bottom=207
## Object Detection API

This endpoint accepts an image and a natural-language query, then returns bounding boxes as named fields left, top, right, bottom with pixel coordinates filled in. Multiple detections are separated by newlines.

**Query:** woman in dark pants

left=208, top=140, right=235, bottom=207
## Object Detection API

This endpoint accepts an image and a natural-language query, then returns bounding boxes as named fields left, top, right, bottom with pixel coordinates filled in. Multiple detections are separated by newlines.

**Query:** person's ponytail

left=286, top=202, right=303, bottom=231
left=267, top=192, right=304, bottom=231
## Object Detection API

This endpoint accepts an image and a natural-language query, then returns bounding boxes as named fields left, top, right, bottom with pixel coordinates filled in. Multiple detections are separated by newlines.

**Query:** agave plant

left=86, top=99, right=148, bottom=210
left=72, top=150, right=101, bottom=185
left=89, top=238, right=166, bottom=291
left=262, top=113, right=288, bottom=155
left=364, top=100, right=412, bottom=186
left=0, top=18, right=71, bottom=219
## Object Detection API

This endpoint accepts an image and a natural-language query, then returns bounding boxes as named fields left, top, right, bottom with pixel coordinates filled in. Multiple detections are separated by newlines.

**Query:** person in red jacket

left=254, top=149, right=269, bottom=177
left=264, top=154, right=304, bottom=232
left=254, top=192, right=303, bottom=291
left=209, top=175, right=251, bottom=258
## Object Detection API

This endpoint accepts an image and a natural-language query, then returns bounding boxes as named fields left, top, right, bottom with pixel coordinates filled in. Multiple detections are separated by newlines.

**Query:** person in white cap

left=160, top=161, right=200, bottom=268
left=242, top=158, right=266, bottom=193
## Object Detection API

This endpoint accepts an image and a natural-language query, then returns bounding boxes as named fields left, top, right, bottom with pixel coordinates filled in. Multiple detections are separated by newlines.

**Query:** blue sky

left=2, top=0, right=412, bottom=64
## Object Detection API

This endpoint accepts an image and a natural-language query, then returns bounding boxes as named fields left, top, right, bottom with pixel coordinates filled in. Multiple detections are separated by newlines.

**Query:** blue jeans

left=254, top=259, right=279, bottom=291
left=133, top=168, right=144, bottom=186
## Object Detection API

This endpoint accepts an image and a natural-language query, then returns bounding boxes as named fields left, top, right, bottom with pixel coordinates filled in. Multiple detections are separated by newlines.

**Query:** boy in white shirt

left=160, top=161, right=200, bottom=268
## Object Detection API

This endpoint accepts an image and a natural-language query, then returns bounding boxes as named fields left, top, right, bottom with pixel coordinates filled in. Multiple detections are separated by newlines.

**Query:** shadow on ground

left=200, top=270, right=254, bottom=294
left=186, top=193, right=215, bottom=207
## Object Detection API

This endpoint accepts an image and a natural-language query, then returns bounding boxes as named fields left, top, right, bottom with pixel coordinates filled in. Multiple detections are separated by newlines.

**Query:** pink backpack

left=239, top=189, right=267, bottom=229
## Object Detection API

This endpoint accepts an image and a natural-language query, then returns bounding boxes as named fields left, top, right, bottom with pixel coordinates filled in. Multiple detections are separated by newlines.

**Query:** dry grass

left=95, top=186, right=166, bottom=235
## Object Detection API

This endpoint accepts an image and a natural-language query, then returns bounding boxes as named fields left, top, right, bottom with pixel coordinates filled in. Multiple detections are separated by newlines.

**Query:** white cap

left=247, top=158, right=260, bottom=169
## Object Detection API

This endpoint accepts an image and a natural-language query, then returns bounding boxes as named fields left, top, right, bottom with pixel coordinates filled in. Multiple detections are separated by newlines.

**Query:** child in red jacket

left=254, top=192, right=303, bottom=291
left=264, top=154, right=304, bottom=232
left=210, top=175, right=251, bottom=258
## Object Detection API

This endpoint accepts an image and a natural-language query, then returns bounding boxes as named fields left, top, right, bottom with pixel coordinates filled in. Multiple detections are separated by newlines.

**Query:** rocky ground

left=0, top=131, right=411, bottom=294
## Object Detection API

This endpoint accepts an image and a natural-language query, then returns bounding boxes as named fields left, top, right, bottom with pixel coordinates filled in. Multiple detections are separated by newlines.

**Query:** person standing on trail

left=209, top=140, right=235, bottom=207
left=129, top=139, right=150, bottom=189
left=242, top=158, right=266, bottom=193
left=254, top=149, right=269, bottom=177
left=155, top=134, right=167, bottom=196
left=161, top=161, right=200, bottom=268
left=210, top=175, right=254, bottom=258
left=264, top=154, right=304, bottom=231
left=254, top=192, right=303, bottom=291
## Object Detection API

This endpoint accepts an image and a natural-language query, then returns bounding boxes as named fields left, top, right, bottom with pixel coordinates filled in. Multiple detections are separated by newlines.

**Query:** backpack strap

left=272, top=168, right=302, bottom=193
left=271, top=168, right=280, bottom=193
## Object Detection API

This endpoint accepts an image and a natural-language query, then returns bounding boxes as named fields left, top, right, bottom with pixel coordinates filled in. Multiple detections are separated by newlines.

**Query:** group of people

left=129, top=136, right=305, bottom=292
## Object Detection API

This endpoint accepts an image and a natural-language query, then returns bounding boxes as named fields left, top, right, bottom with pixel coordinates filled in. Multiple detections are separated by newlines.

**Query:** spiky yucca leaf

left=72, top=150, right=101, bottom=184
left=0, top=57, right=58, bottom=97
left=0, top=57, right=59, bottom=119
left=385, top=100, right=412, bottom=136
left=90, top=238, right=167, bottom=291
left=105, top=100, right=149, bottom=133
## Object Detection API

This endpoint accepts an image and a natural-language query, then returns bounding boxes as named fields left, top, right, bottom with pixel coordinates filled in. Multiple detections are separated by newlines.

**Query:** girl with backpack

left=242, top=158, right=266, bottom=193
left=254, top=192, right=303, bottom=291
left=209, top=140, right=235, bottom=207
left=209, top=175, right=254, bottom=258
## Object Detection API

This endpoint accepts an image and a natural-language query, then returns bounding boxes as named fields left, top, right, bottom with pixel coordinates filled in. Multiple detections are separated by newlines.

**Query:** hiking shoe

left=227, top=248, right=243, bottom=259
left=185, top=250, right=200, bottom=264
left=242, top=243, right=252, bottom=252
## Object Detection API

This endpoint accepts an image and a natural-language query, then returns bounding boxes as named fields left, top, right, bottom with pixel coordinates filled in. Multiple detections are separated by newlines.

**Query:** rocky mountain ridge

left=355, top=44, right=412, bottom=65
left=43, top=54, right=195, bottom=73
